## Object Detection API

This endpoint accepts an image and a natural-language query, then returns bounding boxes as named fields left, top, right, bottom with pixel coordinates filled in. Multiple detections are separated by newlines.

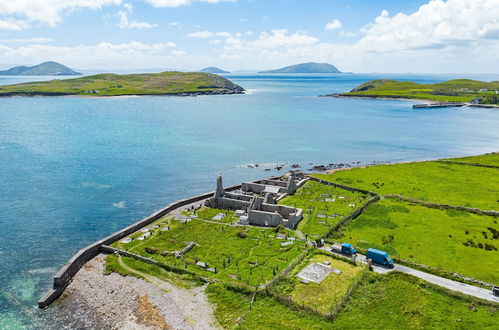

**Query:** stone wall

left=324, top=195, right=381, bottom=239
left=261, top=179, right=288, bottom=187
left=242, top=182, right=287, bottom=194
left=248, top=210, right=283, bottom=227
left=307, top=176, right=377, bottom=196
left=385, top=194, right=499, bottom=217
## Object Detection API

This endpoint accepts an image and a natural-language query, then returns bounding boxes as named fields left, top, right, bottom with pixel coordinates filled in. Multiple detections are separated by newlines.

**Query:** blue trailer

left=366, top=248, right=394, bottom=268
left=331, top=242, right=357, bottom=255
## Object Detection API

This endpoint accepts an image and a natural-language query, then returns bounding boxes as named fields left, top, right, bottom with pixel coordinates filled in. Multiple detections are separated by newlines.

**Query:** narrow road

left=321, top=247, right=499, bottom=303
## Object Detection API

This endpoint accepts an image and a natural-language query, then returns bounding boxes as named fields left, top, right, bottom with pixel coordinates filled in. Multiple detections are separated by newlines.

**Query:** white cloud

left=0, top=37, right=52, bottom=43
left=145, top=0, right=235, bottom=7
left=166, top=41, right=177, bottom=47
left=249, top=30, right=318, bottom=49
left=325, top=19, right=342, bottom=30
left=0, top=0, right=121, bottom=26
left=171, top=50, right=187, bottom=56
left=0, top=41, right=193, bottom=69
left=0, top=18, right=30, bottom=30
left=339, top=30, right=356, bottom=37
left=116, top=3, right=157, bottom=29
left=169, top=21, right=181, bottom=27
left=188, top=30, right=231, bottom=38
left=357, top=0, right=499, bottom=53
left=188, top=30, right=213, bottom=38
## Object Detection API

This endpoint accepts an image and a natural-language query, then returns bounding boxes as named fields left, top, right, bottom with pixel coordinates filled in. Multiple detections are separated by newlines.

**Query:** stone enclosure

left=205, top=174, right=307, bottom=229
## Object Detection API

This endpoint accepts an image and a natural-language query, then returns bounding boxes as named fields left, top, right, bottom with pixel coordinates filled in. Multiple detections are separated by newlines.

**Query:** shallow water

left=1, top=73, right=499, bottom=328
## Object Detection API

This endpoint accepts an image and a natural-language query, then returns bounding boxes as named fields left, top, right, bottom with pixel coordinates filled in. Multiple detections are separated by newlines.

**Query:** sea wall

left=38, top=175, right=281, bottom=308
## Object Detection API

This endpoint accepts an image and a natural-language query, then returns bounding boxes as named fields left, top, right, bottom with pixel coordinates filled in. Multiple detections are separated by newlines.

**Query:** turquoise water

left=1, top=73, right=499, bottom=328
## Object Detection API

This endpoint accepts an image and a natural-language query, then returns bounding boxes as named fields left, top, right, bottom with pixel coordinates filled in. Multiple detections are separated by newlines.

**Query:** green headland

left=335, top=79, right=499, bottom=105
left=0, top=71, right=244, bottom=97
left=101, top=152, right=498, bottom=328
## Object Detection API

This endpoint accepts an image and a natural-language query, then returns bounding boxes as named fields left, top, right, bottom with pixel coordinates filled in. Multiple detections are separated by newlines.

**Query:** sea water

left=1, top=73, right=499, bottom=328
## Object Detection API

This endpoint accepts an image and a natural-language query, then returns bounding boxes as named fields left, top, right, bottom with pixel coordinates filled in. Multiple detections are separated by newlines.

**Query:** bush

left=237, top=231, right=248, bottom=239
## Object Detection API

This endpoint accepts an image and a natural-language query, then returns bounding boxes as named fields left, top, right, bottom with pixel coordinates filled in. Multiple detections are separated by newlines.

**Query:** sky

left=0, top=0, right=498, bottom=73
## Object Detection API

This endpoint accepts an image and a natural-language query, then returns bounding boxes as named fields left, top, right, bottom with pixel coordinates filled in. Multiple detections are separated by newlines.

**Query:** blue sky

left=0, top=0, right=498, bottom=73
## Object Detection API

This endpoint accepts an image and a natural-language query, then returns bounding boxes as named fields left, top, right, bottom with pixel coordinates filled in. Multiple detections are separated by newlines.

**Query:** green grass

left=105, top=254, right=202, bottom=288
left=207, top=269, right=498, bottom=329
left=111, top=217, right=305, bottom=287
left=340, top=199, right=498, bottom=284
left=342, top=78, right=499, bottom=103
left=333, top=272, right=498, bottom=329
left=272, top=254, right=365, bottom=314
left=445, top=153, right=499, bottom=166
left=0, top=71, right=243, bottom=96
left=279, top=181, right=368, bottom=237
left=206, top=283, right=335, bottom=329
left=313, top=159, right=499, bottom=210
left=192, top=207, right=239, bottom=224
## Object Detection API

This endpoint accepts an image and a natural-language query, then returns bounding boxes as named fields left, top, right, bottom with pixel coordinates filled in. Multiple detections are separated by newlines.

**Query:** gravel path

left=58, top=254, right=219, bottom=329
left=322, top=248, right=499, bottom=303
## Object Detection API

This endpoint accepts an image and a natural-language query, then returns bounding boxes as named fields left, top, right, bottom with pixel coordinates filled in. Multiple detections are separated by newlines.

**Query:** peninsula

left=0, top=71, right=245, bottom=97
left=329, top=79, right=499, bottom=106
left=259, top=62, right=342, bottom=74
left=0, top=61, right=81, bottom=76
left=41, top=153, right=499, bottom=328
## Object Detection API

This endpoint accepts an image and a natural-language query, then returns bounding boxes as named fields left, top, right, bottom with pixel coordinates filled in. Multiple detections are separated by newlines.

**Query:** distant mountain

left=200, top=67, right=230, bottom=74
left=0, top=61, right=81, bottom=76
left=259, top=62, right=342, bottom=74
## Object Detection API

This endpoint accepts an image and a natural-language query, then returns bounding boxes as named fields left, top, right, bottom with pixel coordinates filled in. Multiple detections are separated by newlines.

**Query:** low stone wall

left=324, top=195, right=381, bottom=239
left=307, top=176, right=378, bottom=196
left=384, top=194, right=499, bottom=217
left=100, top=245, right=207, bottom=281
left=438, top=160, right=499, bottom=169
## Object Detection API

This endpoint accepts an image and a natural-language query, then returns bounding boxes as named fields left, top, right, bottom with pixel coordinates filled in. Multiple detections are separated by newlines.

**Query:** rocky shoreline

left=0, top=89, right=245, bottom=98
left=57, top=254, right=218, bottom=329
left=320, top=94, right=499, bottom=108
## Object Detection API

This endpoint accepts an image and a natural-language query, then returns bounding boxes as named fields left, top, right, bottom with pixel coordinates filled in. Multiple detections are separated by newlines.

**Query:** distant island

left=259, top=62, right=342, bottom=74
left=200, top=67, right=230, bottom=74
left=0, top=61, right=81, bottom=76
left=328, top=79, right=499, bottom=106
left=0, top=71, right=245, bottom=97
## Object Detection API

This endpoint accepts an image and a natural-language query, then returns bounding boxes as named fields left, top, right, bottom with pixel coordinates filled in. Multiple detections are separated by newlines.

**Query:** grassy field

left=189, top=207, right=239, bottom=224
left=207, top=270, right=498, bottom=329
left=206, top=283, right=335, bottom=329
left=314, top=160, right=499, bottom=210
left=111, top=215, right=306, bottom=287
left=341, top=79, right=499, bottom=103
left=339, top=199, right=498, bottom=284
left=333, top=272, right=498, bottom=329
left=105, top=254, right=203, bottom=289
left=0, top=71, right=244, bottom=96
left=445, top=153, right=499, bottom=166
left=272, top=253, right=365, bottom=314
left=279, top=181, right=368, bottom=237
